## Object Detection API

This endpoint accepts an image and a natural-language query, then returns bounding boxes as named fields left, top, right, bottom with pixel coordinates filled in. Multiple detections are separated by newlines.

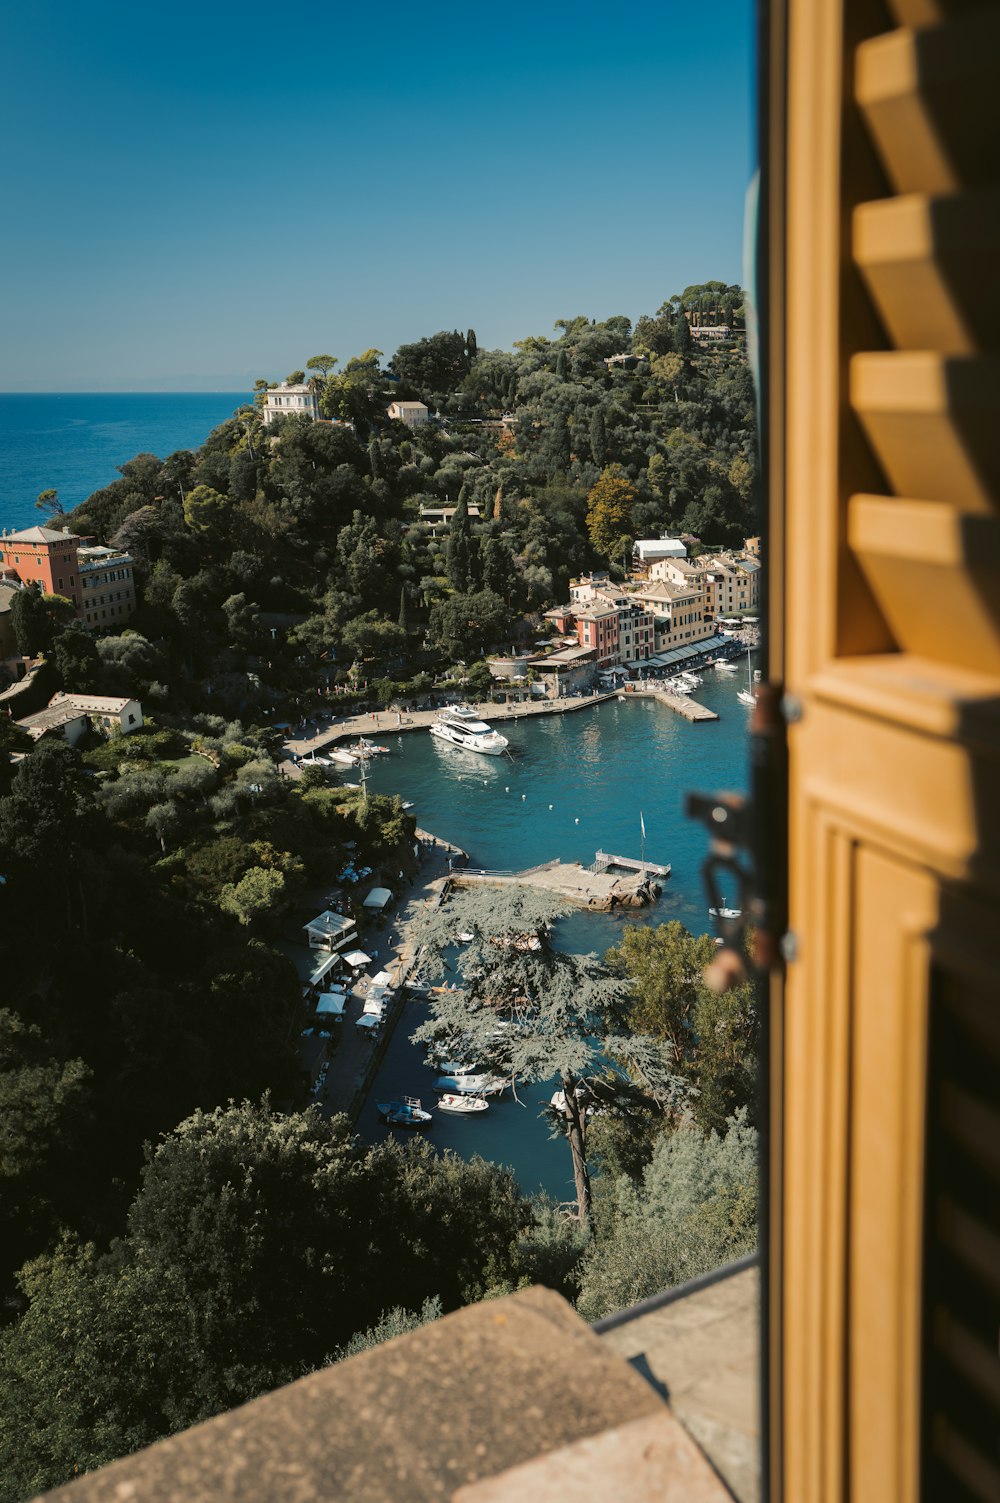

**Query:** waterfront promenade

left=282, top=680, right=727, bottom=761
left=283, top=689, right=617, bottom=759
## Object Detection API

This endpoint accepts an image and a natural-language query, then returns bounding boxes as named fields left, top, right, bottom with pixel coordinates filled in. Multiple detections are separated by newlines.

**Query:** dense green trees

left=577, top=1110, right=758, bottom=1319
left=48, top=286, right=752, bottom=712
left=0, top=1100, right=534, bottom=1499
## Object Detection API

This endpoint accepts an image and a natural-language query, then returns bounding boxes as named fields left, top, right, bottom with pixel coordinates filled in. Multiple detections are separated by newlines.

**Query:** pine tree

left=409, top=886, right=686, bottom=1230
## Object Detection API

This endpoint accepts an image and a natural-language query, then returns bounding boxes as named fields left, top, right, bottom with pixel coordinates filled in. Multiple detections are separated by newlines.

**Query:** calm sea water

left=0, top=393, right=249, bottom=532
left=354, top=682, right=753, bottom=1198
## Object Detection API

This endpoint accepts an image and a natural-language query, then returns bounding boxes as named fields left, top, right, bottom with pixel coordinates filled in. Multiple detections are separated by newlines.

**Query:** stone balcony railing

left=38, top=1257, right=759, bottom=1503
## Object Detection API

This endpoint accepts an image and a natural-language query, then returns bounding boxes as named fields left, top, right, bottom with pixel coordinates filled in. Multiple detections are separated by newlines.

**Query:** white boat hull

left=437, top=1093, right=489, bottom=1114
left=430, top=724, right=508, bottom=755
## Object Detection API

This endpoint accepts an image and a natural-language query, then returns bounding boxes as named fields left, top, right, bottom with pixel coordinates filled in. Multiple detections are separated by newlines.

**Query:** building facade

left=0, top=526, right=85, bottom=612
left=77, top=544, right=137, bottom=629
left=387, top=401, right=430, bottom=427
left=261, top=383, right=320, bottom=426
left=0, top=527, right=136, bottom=630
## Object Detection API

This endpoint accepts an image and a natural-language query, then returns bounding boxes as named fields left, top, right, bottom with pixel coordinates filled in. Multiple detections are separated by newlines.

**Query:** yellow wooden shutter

left=763, top=0, right=1000, bottom=1498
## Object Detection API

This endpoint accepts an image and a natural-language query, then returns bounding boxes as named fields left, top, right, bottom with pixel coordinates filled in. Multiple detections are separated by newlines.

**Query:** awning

left=309, top=952, right=342, bottom=986
left=363, top=999, right=386, bottom=1018
left=369, top=969, right=395, bottom=989
left=342, top=950, right=373, bottom=968
left=355, top=1014, right=380, bottom=1031
left=363, top=886, right=393, bottom=911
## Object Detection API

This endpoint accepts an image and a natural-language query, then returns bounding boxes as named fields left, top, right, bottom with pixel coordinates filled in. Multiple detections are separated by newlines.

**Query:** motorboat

left=437, top=1093, right=489, bottom=1115
left=709, top=899, right=743, bottom=920
left=430, top=706, right=509, bottom=756
left=350, top=738, right=391, bottom=759
left=433, top=1073, right=505, bottom=1096
left=434, top=1060, right=480, bottom=1076
left=327, top=748, right=358, bottom=766
left=714, top=659, right=738, bottom=673
left=377, top=1096, right=433, bottom=1128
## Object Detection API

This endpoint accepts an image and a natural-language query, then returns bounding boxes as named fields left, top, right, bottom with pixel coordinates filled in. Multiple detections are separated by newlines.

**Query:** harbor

left=306, top=671, right=753, bottom=1197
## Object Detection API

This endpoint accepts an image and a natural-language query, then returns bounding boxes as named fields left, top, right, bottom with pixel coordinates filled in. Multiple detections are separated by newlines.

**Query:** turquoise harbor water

left=354, top=678, right=753, bottom=1199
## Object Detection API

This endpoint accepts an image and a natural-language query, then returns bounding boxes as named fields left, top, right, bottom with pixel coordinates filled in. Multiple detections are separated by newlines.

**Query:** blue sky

left=0, top=0, right=755, bottom=390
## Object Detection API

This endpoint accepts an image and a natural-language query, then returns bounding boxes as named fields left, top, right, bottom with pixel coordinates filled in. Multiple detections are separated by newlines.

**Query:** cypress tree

left=466, top=328, right=478, bottom=360
left=398, top=587, right=409, bottom=632
left=447, top=495, right=474, bottom=593
left=673, top=314, right=692, bottom=355
left=590, top=408, right=607, bottom=466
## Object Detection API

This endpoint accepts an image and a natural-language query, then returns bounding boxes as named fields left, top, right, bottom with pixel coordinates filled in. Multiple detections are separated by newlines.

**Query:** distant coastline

left=0, top=391, right=249, bottom=534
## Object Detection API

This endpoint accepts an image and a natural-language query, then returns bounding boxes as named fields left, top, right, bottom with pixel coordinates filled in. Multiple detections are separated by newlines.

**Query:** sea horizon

left=0, top=390, right=250, bottom=534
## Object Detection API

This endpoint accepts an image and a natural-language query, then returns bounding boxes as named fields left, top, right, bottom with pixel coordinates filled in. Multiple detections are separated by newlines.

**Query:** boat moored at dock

left=377, top=1096, right=433, bottom=1128
left=437, top=1093, right=489, bottom=1114
left=430, top=706, right=509, bottom=756
left=433, top=1073, right=505, bottom=1096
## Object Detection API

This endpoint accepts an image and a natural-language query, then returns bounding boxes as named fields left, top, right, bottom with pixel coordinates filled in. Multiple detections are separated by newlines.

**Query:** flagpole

left=640, top=811, right=646, bottom=881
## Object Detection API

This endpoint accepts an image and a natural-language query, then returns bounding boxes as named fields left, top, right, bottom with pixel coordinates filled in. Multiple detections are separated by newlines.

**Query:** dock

left=452, top=858, right=662, bottom=912
left=647, top=689, right=718, bottom=722
left=594, top=850, right=672, bottom=879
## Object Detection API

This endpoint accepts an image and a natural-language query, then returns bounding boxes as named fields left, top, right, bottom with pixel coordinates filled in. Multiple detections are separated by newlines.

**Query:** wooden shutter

left=762, top=0, right=1000, bottom=1498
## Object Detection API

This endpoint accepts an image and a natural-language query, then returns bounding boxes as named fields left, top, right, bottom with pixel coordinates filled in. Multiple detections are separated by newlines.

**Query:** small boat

left=456, top=931, right=475, bottom=943
left=378, top=1096, right=433, bottom=1128
left=433, top=1074, right=505, bottom=1096
left=350, top=739, right=391, bottom=759
left=434, top=1060, right=480, bottom=1076
left=327, top=748, right=358, bottom=766
left=709, top=899, right=743, bottom=920
left=714, top=659, right=738, bottom=673
left=437, top=1093, right=489, bottom=1115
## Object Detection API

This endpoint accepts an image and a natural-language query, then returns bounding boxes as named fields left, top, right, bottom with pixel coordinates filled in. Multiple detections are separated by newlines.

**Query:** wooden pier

left=648, top=689, right=718, bottom=722
left=594, top=850, right=672, bottom=879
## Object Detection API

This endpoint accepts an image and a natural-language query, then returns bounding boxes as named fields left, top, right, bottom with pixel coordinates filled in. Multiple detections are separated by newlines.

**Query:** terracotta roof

left=1, top=526, right=78, bottom=545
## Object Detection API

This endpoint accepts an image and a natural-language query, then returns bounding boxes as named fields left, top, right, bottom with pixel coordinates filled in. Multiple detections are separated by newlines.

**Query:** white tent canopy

left=316, top=995, right=346, bottom=1017
left=355, top=1014, right=380, bottom=1032
left=369, top=969, right=395, bottom=989
left=363, top=886, right=392, bottom=911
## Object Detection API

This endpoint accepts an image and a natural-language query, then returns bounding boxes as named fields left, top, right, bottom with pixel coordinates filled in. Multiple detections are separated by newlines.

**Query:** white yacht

left=430, top=706, right=509, bottom=756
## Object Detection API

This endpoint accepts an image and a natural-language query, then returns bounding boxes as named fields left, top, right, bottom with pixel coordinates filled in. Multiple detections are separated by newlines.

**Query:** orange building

left=0, top=525, right=136, bottom=630
left=0, top=525, right=85, bottom=612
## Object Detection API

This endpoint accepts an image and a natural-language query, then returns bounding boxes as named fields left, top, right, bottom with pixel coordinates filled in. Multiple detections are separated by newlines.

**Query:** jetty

left=645, top=688, right=718, bottom=722
left=453, top=857, right=662, bottom=912
left=594, top=849, right=672, bottom=879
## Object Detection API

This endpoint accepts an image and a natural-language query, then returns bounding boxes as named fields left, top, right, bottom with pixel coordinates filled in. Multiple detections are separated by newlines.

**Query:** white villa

left=261, top=382, right=320, bottom=427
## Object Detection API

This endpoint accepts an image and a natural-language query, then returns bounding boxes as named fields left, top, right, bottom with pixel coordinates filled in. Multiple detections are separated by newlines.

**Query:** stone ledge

left=452, top=1409, right=734, bottom=1502
left=39, top=1287, right=669, bottom=1503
